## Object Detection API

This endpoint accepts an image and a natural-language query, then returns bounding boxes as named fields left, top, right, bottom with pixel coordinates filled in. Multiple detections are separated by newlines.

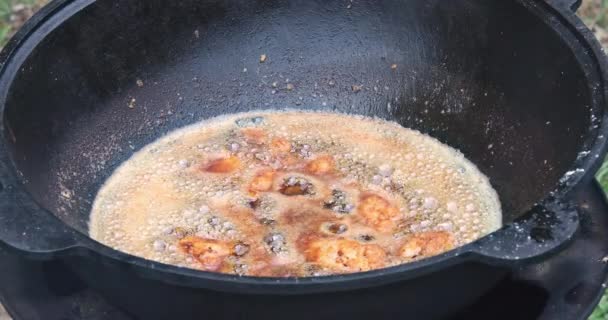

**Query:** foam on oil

left=89, top=110, right=502, bottom=276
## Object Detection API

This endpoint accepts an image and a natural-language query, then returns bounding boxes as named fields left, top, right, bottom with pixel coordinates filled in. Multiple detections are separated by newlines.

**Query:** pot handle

left=467, top=191, right=581, bottom=267
left=0, top=179, right=84, bottom=260
left=546, top=0, right=582, bottom=12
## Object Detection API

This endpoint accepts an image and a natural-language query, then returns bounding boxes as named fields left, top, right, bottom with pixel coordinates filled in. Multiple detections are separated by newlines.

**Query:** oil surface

left=89, top=111, right=501, bottom=277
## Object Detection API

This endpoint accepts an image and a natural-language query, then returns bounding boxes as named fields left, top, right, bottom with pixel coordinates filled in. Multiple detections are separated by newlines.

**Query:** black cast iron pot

left=0, top=0, right=606, bottom=319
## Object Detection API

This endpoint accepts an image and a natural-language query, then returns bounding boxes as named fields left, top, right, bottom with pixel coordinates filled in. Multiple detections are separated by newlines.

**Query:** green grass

left=569, top=1, right=608, bottom=318
left=597, top=160, right=608, bottom=191
left=593, top=160, right=608, bottom=320
left=580, top=0, right=608, bottom=29
left=0, top=0, right=41, bottom=48
left=591, top=293, right=608, bottom=320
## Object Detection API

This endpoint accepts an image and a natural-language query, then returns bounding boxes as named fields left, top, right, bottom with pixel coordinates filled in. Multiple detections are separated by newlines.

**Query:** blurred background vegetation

left=0, top=0, right=605, bottom=319
left=579, top=1, right=608, bottom=317
left=0, top=0, right=45, bottom=48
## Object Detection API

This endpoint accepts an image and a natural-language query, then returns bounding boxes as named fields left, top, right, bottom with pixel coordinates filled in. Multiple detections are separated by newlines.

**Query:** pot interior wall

left=2, top=0, right=595, bottom=233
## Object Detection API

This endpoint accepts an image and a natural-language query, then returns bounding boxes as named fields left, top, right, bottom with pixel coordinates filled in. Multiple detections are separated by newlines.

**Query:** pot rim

left=0, top=0, right=605, bottom=294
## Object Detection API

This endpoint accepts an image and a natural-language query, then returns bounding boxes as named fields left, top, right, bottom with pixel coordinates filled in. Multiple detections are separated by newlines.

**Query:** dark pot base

left=68, top=258, right=504, bottom=320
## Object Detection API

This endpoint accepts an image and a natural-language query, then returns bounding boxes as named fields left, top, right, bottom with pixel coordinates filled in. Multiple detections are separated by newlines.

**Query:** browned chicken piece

left=270, top=137, right=292, bottom=154
left=305, top=155, right=335, bottom=175
left=304, top=238, right=386, bottom=273
left=241, top=128, right=267, bottom=145
left=250, top=265, right=302, bottom=278
left=399, top=231, right=455, bottom=260
left=357, top=194, right=400, bottom=232
left=178, top=236, right=234, bottom=271
left=203, top=156, right=241, bottom=173
left=280, top=184, right=308, bottom=196
left=268, top=137, right=298, bottom=168
left=249, top=170, right=275, bottom=193
left=279, top=176, right=315, bottom=196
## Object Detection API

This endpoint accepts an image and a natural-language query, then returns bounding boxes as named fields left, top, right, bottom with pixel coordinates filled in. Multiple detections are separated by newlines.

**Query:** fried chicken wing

left=357, top=194, right=399, bottom=232
left=305, top=155, right=335, bottom=175
left=304, top=238, right=386, bottom=273
left=249, top=170, right=275, bottom=193
left=399, top=231, right=455, bottom=259
left=178, top=236, right=234, bottom=271
left=203, top=156, right=241, bottom=173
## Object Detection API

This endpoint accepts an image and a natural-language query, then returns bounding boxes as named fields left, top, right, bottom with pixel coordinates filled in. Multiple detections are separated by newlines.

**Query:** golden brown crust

left=304, top=238, right=386, bottom=273
left=203, top=156, right=241, bottom=173
left=305, top=155, right=335, bottom=175
left=357, top=194, right=400, bottom=232
left=249, top=170, right=275, bottom=193
left=399, top=231, right=455, bottom=260
left=280, top=185, right=308, bottom=196
left=178, top=236, right=235, bottom=271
